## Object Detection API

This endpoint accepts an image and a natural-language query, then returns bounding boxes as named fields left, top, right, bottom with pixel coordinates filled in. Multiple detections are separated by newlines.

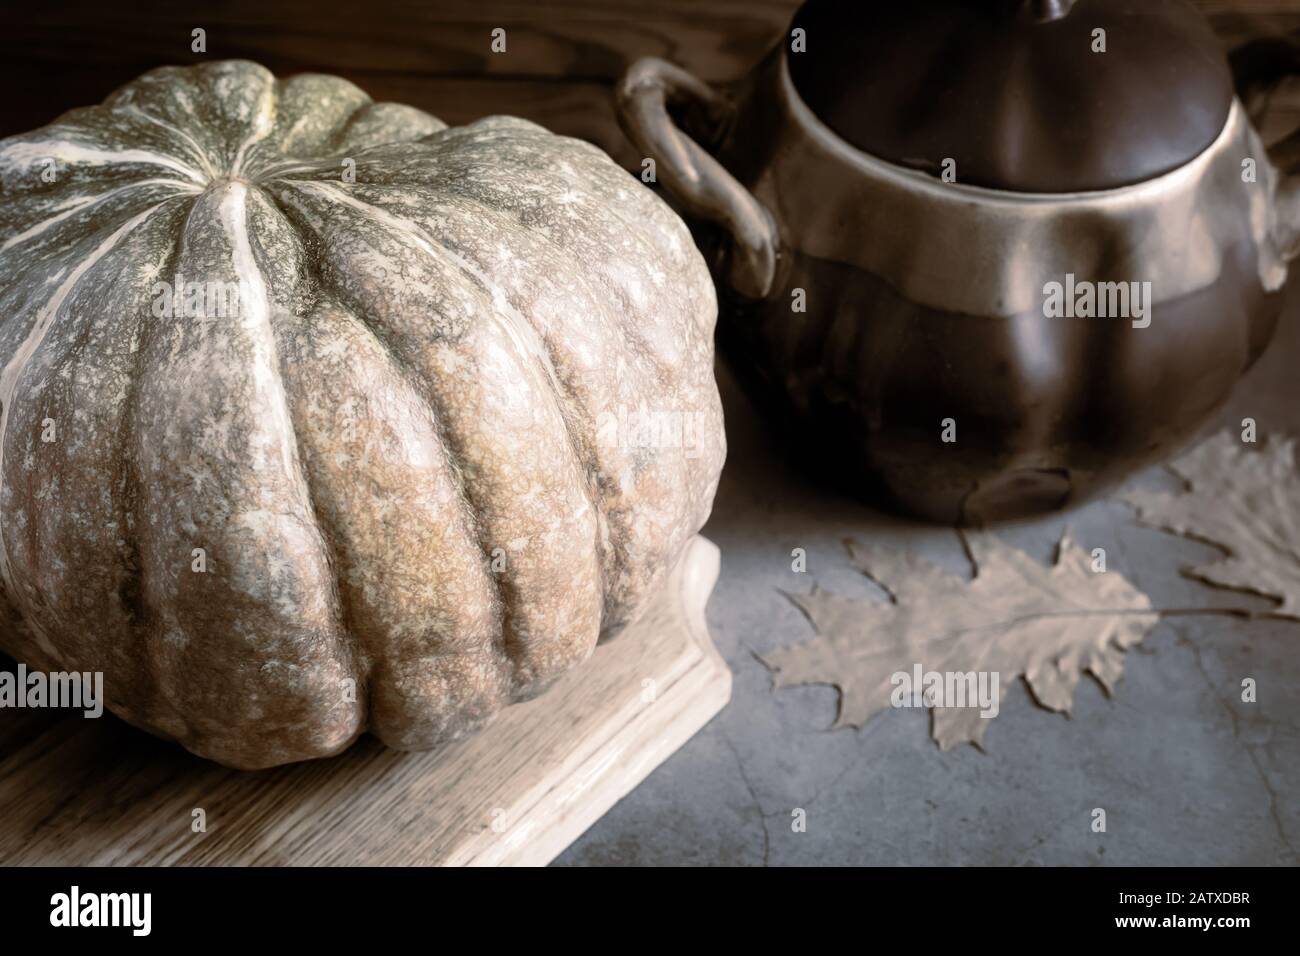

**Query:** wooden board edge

left=464, top=536, right=730, bottom=867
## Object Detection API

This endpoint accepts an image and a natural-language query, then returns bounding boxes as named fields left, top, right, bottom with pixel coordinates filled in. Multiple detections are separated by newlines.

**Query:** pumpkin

left=0, top=60, right=724, bottom=769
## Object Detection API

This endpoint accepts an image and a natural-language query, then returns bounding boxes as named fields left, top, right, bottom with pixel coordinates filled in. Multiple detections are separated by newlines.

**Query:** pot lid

left=785, top=0, right=1235, bottom=193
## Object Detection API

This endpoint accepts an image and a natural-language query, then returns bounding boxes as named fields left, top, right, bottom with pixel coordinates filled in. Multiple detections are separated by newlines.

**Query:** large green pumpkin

left=0, top=61, right=724, bottom=769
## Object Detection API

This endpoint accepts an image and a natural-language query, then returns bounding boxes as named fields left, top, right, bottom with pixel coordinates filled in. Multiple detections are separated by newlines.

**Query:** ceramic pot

left=616, top=0, right=1300, bottom=523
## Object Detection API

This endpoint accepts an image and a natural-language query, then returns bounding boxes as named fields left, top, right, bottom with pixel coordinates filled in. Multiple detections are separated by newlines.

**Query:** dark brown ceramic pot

left=617, top=0, right=1300, bottom=523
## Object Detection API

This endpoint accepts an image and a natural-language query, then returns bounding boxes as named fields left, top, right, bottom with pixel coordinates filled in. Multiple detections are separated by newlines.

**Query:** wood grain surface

left=0, top=1, right=1294, bottom=167
left=0, top=536, right=730, bottom=866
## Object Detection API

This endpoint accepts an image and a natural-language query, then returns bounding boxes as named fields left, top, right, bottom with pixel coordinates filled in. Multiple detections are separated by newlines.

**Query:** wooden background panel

left=1197, top=0, right=1300, bottom=45
left=1196, top=0, right=1300, bottom=145
left=0, top=0, right=793, bottom=146
left=0, top=1, right=1295, bottom=155
left=0, top=0, right=796, bottom=80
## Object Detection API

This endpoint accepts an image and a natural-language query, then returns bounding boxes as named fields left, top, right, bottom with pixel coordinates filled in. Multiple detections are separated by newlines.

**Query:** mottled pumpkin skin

left=0, top=61, right=724, bottom=769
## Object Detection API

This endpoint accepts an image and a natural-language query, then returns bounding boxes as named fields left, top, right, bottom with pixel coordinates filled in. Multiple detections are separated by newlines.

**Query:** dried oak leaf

left=1122, top=430, right=1300, bottom=618
left=763, top=532, right=1158, bottom=750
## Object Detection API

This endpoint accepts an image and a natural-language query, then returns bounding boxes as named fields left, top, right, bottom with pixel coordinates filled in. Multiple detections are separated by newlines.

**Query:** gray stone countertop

left=557, top=287, right=1300, bottom=867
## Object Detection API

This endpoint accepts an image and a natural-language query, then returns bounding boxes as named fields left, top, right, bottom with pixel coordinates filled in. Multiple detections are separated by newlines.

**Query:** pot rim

left=776, top=49, right=1246, bottom=205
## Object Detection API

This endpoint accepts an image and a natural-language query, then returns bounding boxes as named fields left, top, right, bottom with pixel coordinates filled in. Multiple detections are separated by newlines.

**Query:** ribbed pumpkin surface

left=0, top=61, right=724, bottom=768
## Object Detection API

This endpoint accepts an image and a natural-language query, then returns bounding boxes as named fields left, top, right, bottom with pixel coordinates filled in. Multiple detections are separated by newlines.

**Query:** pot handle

left=616, top=57, right=779, bottom=300
left=1232, top=36, right=1300, bottom=260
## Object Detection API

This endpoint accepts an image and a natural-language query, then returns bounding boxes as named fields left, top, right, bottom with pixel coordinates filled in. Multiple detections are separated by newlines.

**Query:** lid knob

left=1019, top=0, right=1079, bottom=22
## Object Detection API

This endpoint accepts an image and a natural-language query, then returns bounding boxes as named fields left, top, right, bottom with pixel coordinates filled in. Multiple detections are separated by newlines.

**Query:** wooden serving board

left=0, top=536, right=730, bottom=866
